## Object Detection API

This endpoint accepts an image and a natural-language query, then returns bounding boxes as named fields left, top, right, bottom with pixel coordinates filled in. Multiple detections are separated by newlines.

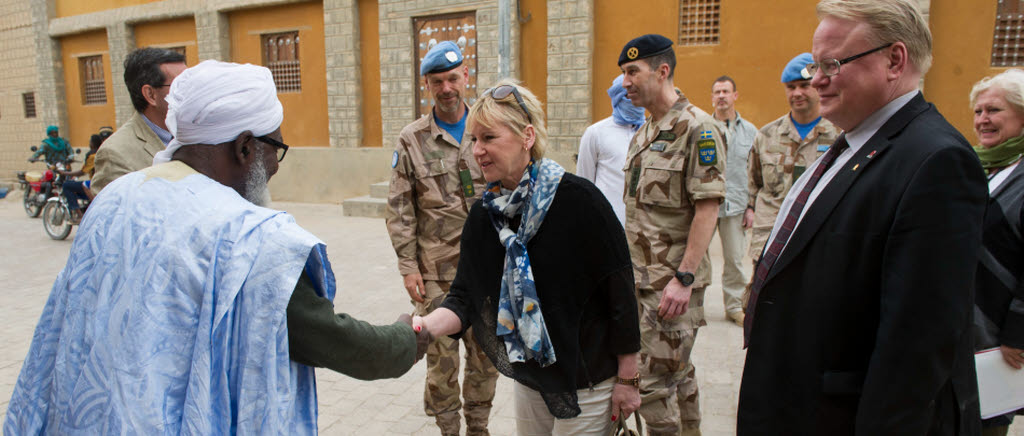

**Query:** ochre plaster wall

left=358, top=0, right=382, bottom=147
left=519, top=0, right=547, bottom=110
left=926, top=0, right=1001, bottom=141
left=593, top=0, right=823, bottom=129
left=133, top=17, right=200, bottom=67
left=60, top=30, right=116, bottom=151
left=55, top=0, right=159, bottom=18
left=229, top=1, right=329, bottom=147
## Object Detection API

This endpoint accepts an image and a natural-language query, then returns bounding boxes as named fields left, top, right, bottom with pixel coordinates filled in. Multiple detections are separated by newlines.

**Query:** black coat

left=738, top=93, right=987, bottom=435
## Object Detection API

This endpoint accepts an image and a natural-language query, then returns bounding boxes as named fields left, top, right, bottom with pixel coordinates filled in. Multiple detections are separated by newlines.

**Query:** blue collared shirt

left=141, top=113, right=173, bottom=145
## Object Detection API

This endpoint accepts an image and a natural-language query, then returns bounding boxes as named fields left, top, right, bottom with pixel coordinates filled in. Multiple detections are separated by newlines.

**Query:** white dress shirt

left=766, top=90, right=919, bottom=255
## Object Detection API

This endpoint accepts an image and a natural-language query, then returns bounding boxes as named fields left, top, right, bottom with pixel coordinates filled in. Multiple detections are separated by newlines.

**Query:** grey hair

left=970, top=68, right=1024, bottom=115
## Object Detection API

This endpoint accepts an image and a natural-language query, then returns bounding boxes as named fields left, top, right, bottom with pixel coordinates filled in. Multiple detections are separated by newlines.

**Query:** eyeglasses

left=485, top=85, right=533, bottom=124
left=256, top=135, right=289, bottom=162
left=805, top=43, right=893, bottom=78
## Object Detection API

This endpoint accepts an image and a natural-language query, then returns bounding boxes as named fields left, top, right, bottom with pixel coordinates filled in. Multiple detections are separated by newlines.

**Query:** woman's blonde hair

left=970, top=69, right=1024, bottom=116
left=467, top=79, right=547, bottom=160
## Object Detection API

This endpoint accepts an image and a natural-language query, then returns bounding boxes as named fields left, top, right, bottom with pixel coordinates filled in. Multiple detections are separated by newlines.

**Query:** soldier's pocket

left=414, top=160, right=449, bottom=208
left=637, top=164, right=684, bottom=208
left=761, top=162, right=786, bottom=195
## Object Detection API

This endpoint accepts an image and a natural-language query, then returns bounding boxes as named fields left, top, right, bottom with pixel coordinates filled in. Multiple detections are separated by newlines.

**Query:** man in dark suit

left=737, top=1, right=987, bottom=434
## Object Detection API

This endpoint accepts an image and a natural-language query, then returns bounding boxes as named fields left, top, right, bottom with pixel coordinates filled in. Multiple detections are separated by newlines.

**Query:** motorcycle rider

left=29, top=126, right=72, bottom=164
left=59, top=129, right=111, bottom=223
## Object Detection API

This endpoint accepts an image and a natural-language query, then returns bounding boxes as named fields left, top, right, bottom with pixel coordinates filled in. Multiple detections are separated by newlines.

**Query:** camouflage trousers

left=415, top=280, right=499, bottom=436
left=635, top=287, right=707, bottom=436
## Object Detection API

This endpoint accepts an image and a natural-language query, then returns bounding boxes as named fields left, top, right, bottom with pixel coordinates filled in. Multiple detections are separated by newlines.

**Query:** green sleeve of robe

left=287, top=272, right=417, bottom=380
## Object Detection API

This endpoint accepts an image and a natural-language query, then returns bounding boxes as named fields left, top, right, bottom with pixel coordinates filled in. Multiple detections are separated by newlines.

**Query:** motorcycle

left=16, top=146, right=79, bottom=218
left=42, top=188, right=88, bottom=240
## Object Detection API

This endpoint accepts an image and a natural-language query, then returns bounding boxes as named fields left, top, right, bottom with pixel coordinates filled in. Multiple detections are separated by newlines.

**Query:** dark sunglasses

left=485, top=85, right=533, bottom=124
left=256, top=135, right=289, bottom=162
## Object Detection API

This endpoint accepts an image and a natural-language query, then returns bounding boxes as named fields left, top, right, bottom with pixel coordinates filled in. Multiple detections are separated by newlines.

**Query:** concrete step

left=369, top=181, right=389, bottom=199
left=342, top=195, right=386, bottom=218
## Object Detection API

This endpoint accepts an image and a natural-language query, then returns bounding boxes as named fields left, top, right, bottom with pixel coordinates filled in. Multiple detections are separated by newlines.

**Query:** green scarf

left=974, top=135, right=1024, bottom=172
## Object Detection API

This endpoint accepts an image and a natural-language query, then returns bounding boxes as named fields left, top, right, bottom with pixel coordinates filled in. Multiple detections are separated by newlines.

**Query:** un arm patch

left=391, top=151, right=399, bottom=168
left=698, top=139, right=717, bottom=165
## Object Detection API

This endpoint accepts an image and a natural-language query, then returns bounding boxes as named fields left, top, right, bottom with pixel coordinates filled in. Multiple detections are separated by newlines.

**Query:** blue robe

left=4, top=161, right=333, bottom=435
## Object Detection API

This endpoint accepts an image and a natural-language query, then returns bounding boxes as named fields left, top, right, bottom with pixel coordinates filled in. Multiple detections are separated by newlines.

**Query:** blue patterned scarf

left=481, top=158, right=565, bottom=367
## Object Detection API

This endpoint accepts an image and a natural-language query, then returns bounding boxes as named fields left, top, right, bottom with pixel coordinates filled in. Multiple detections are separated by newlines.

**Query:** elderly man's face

left=425, top=66, right=468, bottom=115
left=243, top=128, right=282, bottom=207
left=810, top=17, right=894, bottom=131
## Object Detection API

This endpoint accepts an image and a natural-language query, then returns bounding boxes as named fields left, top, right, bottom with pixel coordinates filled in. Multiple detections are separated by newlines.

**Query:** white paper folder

left=975, top=347, right=1024, bottom=419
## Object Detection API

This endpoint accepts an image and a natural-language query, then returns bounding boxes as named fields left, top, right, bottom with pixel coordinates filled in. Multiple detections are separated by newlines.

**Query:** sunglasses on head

left=485, top=85, right=533, bottom=125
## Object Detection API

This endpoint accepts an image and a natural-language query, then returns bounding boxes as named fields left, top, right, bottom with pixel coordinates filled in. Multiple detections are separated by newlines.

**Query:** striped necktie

left=743, top=134, right=850, bottom=345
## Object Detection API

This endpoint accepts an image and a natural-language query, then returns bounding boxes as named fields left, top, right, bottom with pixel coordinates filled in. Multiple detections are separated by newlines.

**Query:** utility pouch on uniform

left=793, top=165, right=806, bottom=180
left=628, top=166, right=640, bottom=197
left=459, top=167, right=474, bottom=197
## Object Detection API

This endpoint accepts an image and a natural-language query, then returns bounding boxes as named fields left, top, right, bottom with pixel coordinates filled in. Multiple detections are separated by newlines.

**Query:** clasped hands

left=396, top=313, right=433, bottom=361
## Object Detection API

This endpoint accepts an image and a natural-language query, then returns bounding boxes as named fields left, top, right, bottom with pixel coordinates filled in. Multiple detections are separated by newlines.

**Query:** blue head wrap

left=609, top=74, right=645, bottom=127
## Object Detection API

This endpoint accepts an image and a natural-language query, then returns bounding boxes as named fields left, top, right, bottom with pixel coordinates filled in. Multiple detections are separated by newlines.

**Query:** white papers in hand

left=976, top=347, right=1024, bottom=419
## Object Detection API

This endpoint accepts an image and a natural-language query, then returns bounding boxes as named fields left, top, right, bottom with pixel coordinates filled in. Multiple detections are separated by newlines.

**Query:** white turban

left=153, top=60, right=284, bottom=165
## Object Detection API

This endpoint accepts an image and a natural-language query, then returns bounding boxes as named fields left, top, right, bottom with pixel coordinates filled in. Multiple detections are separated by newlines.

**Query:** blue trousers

left=62, top=181, right=89, bottom=210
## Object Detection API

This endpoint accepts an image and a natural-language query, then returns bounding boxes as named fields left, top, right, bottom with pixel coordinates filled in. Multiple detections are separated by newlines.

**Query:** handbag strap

left=610, top=414, right=644, bottom=436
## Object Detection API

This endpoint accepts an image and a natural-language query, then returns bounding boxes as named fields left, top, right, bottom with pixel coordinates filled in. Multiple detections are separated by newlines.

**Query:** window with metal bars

left=80, top=55, right=107, bottom=105
left=262, top=31, right=301, bottom=93
left=992, top=0, right=1024, bottom=66
left=23, top=92, right=35, bottom=118
left=679, top=0, right=720, bottom=46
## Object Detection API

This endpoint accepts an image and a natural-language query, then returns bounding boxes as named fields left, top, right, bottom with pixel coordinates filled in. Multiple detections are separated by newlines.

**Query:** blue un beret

left=420, top=41, right=463, bottom=76
left=618, top=34, right=674, bottom=66
left=781, top=52, right=815, bottom=83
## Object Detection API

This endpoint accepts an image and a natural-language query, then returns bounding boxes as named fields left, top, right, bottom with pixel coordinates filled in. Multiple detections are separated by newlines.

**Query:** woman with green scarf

left=969, top=68, right=1024, bottom=436
left=29, top=125, right=71, bottom=164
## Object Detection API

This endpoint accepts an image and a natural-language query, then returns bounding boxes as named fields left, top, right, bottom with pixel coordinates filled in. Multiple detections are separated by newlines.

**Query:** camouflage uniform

left=385, top=111, right=498, bottom=436
left=746, top=114, right=840, bottom=260
left=623, top=90, right=726, bottom=436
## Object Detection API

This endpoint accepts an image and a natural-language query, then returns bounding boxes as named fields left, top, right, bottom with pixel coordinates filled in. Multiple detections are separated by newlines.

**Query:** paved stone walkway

left=0, top=197, right=1019, bottom=435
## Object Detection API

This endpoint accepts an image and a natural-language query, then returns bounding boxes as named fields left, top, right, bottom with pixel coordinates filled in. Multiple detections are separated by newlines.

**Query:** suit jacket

left=738, top=93, right=987, bottom=435
left=91, top=112, right=166, bottom=192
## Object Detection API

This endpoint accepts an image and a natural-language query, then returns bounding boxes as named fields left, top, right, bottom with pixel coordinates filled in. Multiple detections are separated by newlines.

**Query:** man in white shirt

left=576, top=74, right=645, bottom=226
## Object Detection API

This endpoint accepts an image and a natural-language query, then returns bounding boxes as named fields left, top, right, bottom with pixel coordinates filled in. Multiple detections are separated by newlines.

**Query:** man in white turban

left=4, top=60, right=430, bottom=435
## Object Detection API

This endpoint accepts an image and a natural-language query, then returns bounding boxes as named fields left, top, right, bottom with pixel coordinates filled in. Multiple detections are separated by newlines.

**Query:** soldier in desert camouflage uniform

left=745, top=53, right=841, bottom=262
left=619, top=34, right=726, bottom=436
left=384, top=41, right=497, bottom=436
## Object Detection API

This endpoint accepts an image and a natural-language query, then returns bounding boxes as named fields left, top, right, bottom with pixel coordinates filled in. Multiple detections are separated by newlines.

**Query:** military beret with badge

left=420, top=40, right=464, bottom=76
left=781, top=52, right=814, bottom=83
left=618, top=34, right=674, bottom=66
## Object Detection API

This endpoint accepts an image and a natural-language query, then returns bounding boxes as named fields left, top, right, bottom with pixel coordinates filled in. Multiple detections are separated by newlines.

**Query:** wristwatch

left=616, top=372, right=641, bottom=387
left=674, top=271, right=695, bottom=287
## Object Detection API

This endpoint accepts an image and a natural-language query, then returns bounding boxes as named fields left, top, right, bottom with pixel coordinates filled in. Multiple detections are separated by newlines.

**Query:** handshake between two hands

left=396, top=314, right=433, bottom=362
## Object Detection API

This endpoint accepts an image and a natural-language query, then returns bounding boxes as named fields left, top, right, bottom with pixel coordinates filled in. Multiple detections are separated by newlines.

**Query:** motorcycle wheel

left=42, top=201, right=73, bottom=240
left=23, top=186, right=42, bottom=218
